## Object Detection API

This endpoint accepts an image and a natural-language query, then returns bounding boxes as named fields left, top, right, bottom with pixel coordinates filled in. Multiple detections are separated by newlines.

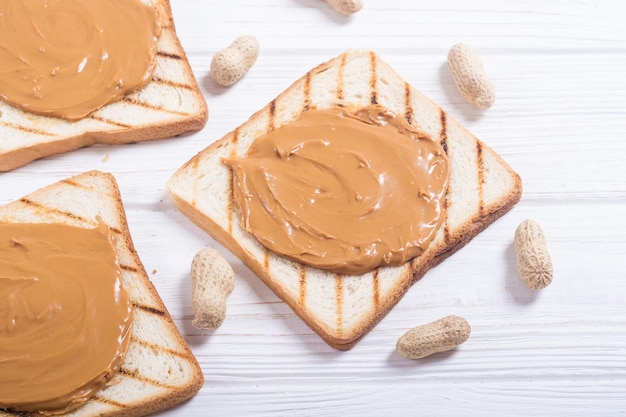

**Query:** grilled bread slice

left=167, top=49, right=523, bottom=350
left=0, top=171, right=203, bottom=416
left=0, top=0, right=207, bottom=172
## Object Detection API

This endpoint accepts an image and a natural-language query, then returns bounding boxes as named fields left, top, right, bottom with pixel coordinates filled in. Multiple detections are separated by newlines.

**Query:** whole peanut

left=514, top=219, right=553, bottom=290
left=191, top=247, right=235, bottom=330
left=325, top=0, right=363, bottom=16
left=447, top=43, right=495, bottom=109
left=396, top=315, right=471, bottom=359
left=210, top=35, right=259, bottom=87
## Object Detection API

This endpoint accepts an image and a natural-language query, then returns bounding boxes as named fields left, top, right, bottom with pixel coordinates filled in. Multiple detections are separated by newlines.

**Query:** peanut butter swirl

left=0, top=222, right=132, bottom=414
left=0, top=0, right=161, bottom=120
left=225, top=105, right=450, bottom=275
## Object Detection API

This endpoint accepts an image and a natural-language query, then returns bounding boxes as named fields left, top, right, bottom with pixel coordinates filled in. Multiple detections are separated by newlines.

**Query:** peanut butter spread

left=225, top=105, right=450, bottom=275
left=0, top=0, right=161, bottom=120
left=0, top=222, right=133, bottom=414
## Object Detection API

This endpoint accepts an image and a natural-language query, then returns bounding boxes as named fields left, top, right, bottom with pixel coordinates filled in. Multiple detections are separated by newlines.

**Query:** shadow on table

left=504, top=242, right=541, bottom=305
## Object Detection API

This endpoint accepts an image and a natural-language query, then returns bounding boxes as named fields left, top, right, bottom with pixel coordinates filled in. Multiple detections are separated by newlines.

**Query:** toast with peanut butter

left=167, top=49, right=523, bottom=350
left=0, top=171, right=203, bottom=416
left=0, top=0, right=207, bottom=172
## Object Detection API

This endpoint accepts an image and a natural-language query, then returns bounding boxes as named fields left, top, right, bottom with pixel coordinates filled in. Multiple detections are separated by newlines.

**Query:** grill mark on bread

left=60, top=178, right=89, bottom=190
left=477, top=141, right=485, bottom=216
left=190, top=156, right=200, bottom=207
left=152, top=75, right=196, bottom=91
left=88, top=114, right=133, bottom=128
left=0, top=120, right=56, bottom=137
left=335, top=274, right=343, bottom=336
left=409, top=256, right=420, bottom=274
left=226, top=129, right=240, bottom=234
left=156, top=50, right=182, bottom=60
left=404, top=82, right=414, bottom=124
left=369, top=51, right=378, bottom=105
left=120, top=264, right=141, bottom=274
left=59, top=179, right=118, bottom=204
left=439, top=109, right=449, bottom=154
left=226, top=178, right=234, bottom=234
left=439, top=109, right=451, bottom=244
left=263, top=251, right=270, bottom=272
left=442, top=196, right=451, bottom=245
left=91, top=395, right=125, bottom=409
left=303, top=72, right=312, bottom=111
left=232, top=127, right=240, bottom=146
left=132, top=302, right=166, bottom=316
left=117, top=367, right=177, bottom=389
left=372, top=269, right=380, bottom=310
left=268, top=100, right=276, bottom=132
left=131, top=336, right=192, bottom=360
left=18, top=198, right=89, bottom=223
left=284, top=56, right=317, bottom=279
left=439, top=109, right=450, bottom=244
left=298, top=264, right=307, bottom=306
left=121, top=96, right=192, bottom=117
left=337, top=53, right=347, bottom=102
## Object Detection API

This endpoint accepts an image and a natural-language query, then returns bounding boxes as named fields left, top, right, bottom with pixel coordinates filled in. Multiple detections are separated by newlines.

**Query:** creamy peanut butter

left=225, top=105, right=450, bottom=275
left=0, top=0, right=161, bottom=120
left=0, top=222, right=132, bottom=414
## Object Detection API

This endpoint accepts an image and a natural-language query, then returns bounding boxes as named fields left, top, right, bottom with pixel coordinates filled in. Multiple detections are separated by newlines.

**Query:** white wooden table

left=2, top=1, right=625, bottom=415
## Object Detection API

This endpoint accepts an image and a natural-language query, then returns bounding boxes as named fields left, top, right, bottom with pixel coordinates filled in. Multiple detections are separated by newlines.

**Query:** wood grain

left=1, top=0, right=625, bottom=415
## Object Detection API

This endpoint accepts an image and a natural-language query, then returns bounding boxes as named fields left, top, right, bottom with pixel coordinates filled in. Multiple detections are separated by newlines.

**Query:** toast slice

left=167, top=49, right=523, bottom=350
left=0, top=171, right=203, bottom=416
left=0, top=0, right=208, bottom=172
